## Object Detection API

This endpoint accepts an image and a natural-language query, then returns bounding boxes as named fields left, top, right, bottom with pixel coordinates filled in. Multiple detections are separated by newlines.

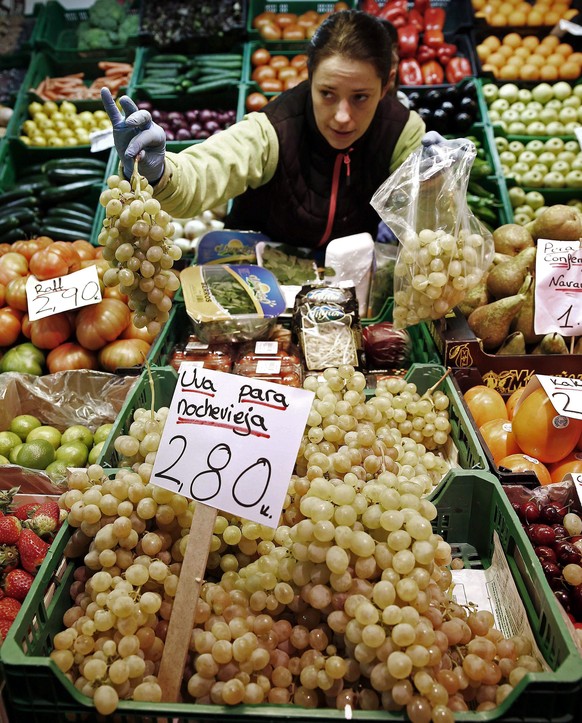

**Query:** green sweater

left=153, top=109, right=425, bottom=220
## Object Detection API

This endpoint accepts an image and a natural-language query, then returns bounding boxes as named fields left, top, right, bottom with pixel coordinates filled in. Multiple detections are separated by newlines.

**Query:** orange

left=506, top=388, right=525, bottom=420
left=487, top=52, right=506, bottom=68
left=547, top=53, right=565, bottom=66
left=547, top=451, right=582, bottom=484
left=483, top=35, right=502, bottom=50
left=522, top=35, right=540, bottom=51
left=479, top=419, right=522, bottom=464
left=464, top=386, right=508, bottom=428
left=508, top=10, right=527, bottom=23
left=540, top=65, right=559, bottom=80
left=520, top=64, right=540, bottom=80
left=512, top=387, right=582, bottom=463
left=503, top=32, right=523, bottom=48
left=556, top=42, right=574, bottom=57
left=540, top=35, right=560, bottom=49
left=527, top=10, right=545, bottom=24
left=497, top=453, right=552, bottom=485
left=559, top=62, right=580, bottom=79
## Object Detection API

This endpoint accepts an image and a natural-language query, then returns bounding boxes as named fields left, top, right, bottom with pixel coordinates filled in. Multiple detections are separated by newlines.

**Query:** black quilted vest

left=225, top=80, right=410, bottom=248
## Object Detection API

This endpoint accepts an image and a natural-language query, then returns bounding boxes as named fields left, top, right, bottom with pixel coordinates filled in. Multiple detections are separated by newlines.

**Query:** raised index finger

left=101, top=87, right=123, bottom=125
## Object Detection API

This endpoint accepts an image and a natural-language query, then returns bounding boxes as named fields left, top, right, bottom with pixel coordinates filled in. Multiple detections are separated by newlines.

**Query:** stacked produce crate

left=0, top=1, right=581, bottom=722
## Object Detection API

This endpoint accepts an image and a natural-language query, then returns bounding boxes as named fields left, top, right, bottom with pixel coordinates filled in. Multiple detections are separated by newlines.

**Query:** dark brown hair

left=307, top=10, right=393, bottom=86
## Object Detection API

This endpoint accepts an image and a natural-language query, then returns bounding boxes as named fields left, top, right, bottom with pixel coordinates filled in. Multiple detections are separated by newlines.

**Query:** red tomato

left=0, top=307, right=24, bottom=347
left=275, top=13, right=298, bottom=28
left=0, top=252, right=28, bottom=286
left=5, top=276, right=29, bottom=312
left=71, top=240, right=97, bottom=262
left=548, top=451, right=582, bottom=483
left=103, top=285, right=128, bottom=303
left=497, top=453, right=552, bottom=485
left=0, top=282, right=5, bottom=308
left=297, top=12, right=318, bottom=28
left=29, top=312, right=73, bottom=350
left=278, top=66, right=298, bottom=82
left=259, top=22, right=282, bottom=40
left=269, top=55, right=290, bottom=70
left=513, top=388, right=582, bottom=463
left=75, top=298, right=130, bottom=350
left=464, top=385, right=508, bottom=428
left=12, top=237, right=53, bottom=261
left=283, top=24, right=306, bottom=40
left=479, top=418, right=521, bottom=465
left=52, top=242, right=81, bottom=272
left=98, top=338, right=151, bottom=372
left=29, top=248, right=69, bottom=281
left=290, top=54, right=308, bottom=71
left=21, top=313, right=31, bottom=339
left=246, top=92, right=269, bottom=112
left=251, top=48, right=271, bottom=67
left=260, top=78, right=283, bottom=93
left=46, top=342, right=99, bottom=373
left=251, top=65, right=277, bottom=84
left=252, top=11, right=277, bottom=29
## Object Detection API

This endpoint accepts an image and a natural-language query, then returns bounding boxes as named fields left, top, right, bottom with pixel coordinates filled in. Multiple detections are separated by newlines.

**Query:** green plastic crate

left=247, top=1, right=357, bottom=42
left=23, top=50, right=137, bottom=112
left=1, top=470, right=581, bottom=721
left=32, top=0, right=141, bottom=63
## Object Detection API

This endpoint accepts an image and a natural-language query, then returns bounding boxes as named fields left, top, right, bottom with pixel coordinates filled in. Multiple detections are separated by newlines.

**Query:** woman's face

left=311, top=55, right=388, bottom=150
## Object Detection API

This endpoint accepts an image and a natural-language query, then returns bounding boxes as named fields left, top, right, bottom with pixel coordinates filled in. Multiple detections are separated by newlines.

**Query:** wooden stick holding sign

left=157, top=502, right=217, bottom=702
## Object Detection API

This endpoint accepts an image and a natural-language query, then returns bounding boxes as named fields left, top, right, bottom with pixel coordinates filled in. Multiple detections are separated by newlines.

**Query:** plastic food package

left=180, top=264, right=286, bottom=344
left=170, top=337, right=233, bottom=373
left=233, top=340, right=303, bottom=387
left=292, top=285, right=362, bottom=371
left=324, top=233, right=375, bottom=318
left=368, top=237, right=397, bottom=318
left=371, top=139, right=494, bottom=329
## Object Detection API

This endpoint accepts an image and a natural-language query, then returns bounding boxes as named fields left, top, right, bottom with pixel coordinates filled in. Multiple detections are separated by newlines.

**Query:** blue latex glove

left=376, top=222, right=398, bottom=245
left=101, top=88, right=166, bottom=183
left=421, top=131, right=446, bottom=147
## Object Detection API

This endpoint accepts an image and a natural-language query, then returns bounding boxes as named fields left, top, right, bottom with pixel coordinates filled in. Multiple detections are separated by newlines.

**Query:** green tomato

left=0, top=343, right=45, bottom=375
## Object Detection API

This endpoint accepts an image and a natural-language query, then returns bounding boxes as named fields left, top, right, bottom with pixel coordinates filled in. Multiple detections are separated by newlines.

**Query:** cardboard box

left=427, top=309, right=582, bottom=395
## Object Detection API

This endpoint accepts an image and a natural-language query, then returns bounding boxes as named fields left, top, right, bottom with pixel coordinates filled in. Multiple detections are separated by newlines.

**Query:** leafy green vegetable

left=261, top=245, right=318, bottom=286
left=208, top=272, right=256, bottom=315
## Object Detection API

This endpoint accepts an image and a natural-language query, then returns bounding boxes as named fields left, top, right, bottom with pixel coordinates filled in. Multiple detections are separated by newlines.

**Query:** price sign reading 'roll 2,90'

left=25, top=265, right=102, bottom=321
left=150, top=364, right=315, bottom=528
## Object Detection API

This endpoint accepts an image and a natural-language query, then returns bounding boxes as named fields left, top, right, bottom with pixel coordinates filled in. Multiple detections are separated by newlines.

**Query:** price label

left=563, top=474, right=582, bottom=506
left=26, top=265, right=102, bottom=321
left=150, top=364, right=314, bottom=528
left=534, top=239, right=582, bottom=336
left=535, top=374, right=582, bottom=421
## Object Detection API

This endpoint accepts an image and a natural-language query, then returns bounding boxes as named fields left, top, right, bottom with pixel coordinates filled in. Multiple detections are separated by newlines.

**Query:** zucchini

left=41, top=216, right=93, bottom=233
left=0, top=194, right=38, bottom=214
left=47, top=168, right=105, bottom=185
left=42, top=157, right=107, bottom=173
left=46, top=207, right=92, bottom=224
left=55, top=201, right=95, bottom=214
left=20, top=163, right=46, bottom=178
left=0, top=227, right=26, bottom=244
left=39, top=179, right=100, bottom=204
left=0, top=207, right=39, bottom=226
left=39, top=225, right=92, bottom=242
left=186, top=79, right=237, bottom=94
left=0, top=215, right=24, bottom=235
left=148, top=54, right=189, bottom=64
left=0, top=187, right=36, bottom=205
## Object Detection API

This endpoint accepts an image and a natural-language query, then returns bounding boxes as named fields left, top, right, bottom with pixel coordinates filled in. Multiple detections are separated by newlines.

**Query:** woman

left=103, top=10, right=436, bottom=248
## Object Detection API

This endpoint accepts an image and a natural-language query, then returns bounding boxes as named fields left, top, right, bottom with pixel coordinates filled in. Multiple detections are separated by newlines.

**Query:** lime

left=9, top=414, right=42, bottom=442
left=17, top=439, right=56, bottom=470
left=9, top=444, right=24, bottom=464
left=45, top=460, right=69, bottom=483
left=55, top=441, right=88, bottom=468
left=0, top=454, right=9, bottom=465
left=61, top=424, right=94, bottom=448
left=94, top=424, right=113, bottom=445
left=27, top=425, right=62, bottom=450
left=88, top=440, right=104, bottom=465
left=0, top=431, right=23, bottom=458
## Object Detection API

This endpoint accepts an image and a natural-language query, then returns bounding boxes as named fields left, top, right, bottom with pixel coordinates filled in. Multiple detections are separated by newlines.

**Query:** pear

left=532, top=204, right=582, bottom=242
left=511, top=273, right=543, bottom=345
left=486, top=246, right=537, bottom=300
left=457, top=278, right=490, bottom=318
left=574, top=338, right=582, bottom=354
left=532, top=333, right=569, bottom=355
left=467, top=290, right=527, bottom=352
left=497, top=331, right=526, bottom=355
left=492, top=252, right=514, bottom=266
left=492, top=224, right=534, bottom=255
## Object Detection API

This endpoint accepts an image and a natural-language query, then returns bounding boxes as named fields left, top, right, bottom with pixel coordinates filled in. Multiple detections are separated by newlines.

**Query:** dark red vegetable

left=445, top=56, right=472, bottom=84
left=416, top=44, right=437, bottom=64
left=424, top=7, right=446, bottom=31
left=436, top=42, right=458, bottom=65
left=421, top=60, right=444, bottom=85
left=424, top=29, right=445, bottom=48
left=408, top=8, right=424, bottom=31
left=397, top=24, right=419, bottom=58
left=378, top=0, right=407, bottom=27
left=399, top=58, right=423, bottom=86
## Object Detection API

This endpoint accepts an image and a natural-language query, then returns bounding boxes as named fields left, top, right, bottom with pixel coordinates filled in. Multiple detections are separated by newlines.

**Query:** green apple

left=531, top=163, right=550, bottom=175
left=539, top=108, right=559, bottom=125
left=543, top=171, right=566, bottom=188
left=553, top=81, right=573, bottom=101
left=534, top=205, right=549, bottom=217
left=564, top=140, right=579, bottom=153
left=525, top=139, right=545, bottom=154
left=559, top=107, right=578, bottom=124
left=499, top=83, right=520, bottom=103
left=513, top=213, right=532, bottom=226
left=518, top=88, right=532, bottom=102
left=557, top=151, right=577, bottom=164
left=494, top=120, right=508, bottom=133
left=551, top=160, right=571, bottom=175
left=577, top=106, right=582, bottom=122
left=525, top=191, right=545, bottom=210
left=522, top=170, right=544, bottom=187
left=513, top=162, right=531, bottom=176
left=565, top=170, right=582, bottom=189
left=526, top=122, right=546, bottom=135
left=482, top=83, right=498, bottom=102
left=501, top=109, right=520, bottom=123
left=508, top=122, right=527, bottom=135
left=514, top=204, right=535, bottom=218
left=520, top=109, right=540, bottom=125
left=508, top=140, right=525, bottom=153
left=488, top=109, right=501, bottom=122
left=571, top=157, right=582, bottom=171
left=531, top=83, right=554, bottom=104
left=538, top=151, right=557, bottom=165
left=511, top=101, right=526, bottom=113
left=563, top=95, right=581, bottom=109
left=545, top=121, right=566, bottom=136
left=508, top=186, right=526, bottom=207
left=495, top=136, right=509, bottom=152
left=499, top=150, right=517, bottom=166
left=574, top=85, right=582, bottom=100
left=500, top=164, right=512, bottom=177
left=518, top=150, right=538, bottom=166
left=564, top=122, right=581, bottom=134
left=545, top=138, right=565, bottom=152
left=491, top=98, right=510, bottom=112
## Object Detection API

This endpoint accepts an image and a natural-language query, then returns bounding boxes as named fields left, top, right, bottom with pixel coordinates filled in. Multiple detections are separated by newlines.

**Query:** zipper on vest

left=317, top=148, right=353, bottom=247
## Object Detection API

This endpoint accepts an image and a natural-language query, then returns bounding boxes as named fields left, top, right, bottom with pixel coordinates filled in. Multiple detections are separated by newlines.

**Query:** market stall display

left=0, top=1, right=581, bottom=720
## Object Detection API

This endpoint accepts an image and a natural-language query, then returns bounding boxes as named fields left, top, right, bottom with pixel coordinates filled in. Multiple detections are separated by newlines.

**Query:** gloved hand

left=421, top=131, right=446, bottom=147
left=376, top=221, right=398, bottom=245
left=101, top=88, right=166, bottom=183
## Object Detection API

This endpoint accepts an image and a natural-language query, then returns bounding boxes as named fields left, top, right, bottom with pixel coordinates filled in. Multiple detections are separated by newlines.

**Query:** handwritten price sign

left=26, top=265, right=102, bottom=321
left=535, top=239, right=582, bottom=337
left=150, top=364, right=315, bottom=528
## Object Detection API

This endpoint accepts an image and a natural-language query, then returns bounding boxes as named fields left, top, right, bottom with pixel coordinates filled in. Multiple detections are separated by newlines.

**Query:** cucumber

left=39, top=225, right=92, bottom=242
left=39, top=179, right=100, bottom=204
left=198, top=70, right=241, bottom=81
left=42, top=157, right=107, bottom=173
left=47, top=168, right=105, bottom=185
left=194, top=54, right=242, bottom=62
left=55, top=201, right=95, bottom=214
left=148, top=54, right=189, bottom=64
left=20, top=163, right=46, bottom=178
left=186, top=79, right=237, bottom=94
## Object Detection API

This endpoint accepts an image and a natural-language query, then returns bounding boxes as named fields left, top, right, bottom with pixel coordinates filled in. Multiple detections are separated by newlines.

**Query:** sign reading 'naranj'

left=150, top=364, right=315, bottom=528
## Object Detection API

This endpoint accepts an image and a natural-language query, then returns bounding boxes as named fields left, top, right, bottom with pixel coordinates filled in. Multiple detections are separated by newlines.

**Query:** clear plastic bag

left=371, top=139, right=494, bottom=329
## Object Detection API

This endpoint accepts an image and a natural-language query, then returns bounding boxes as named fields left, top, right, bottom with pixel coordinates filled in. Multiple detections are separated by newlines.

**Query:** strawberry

left=17, top=529, right=50, bottom=575
left=0, top=545, right=19, bottom=575
left=12, top=502, right=41, bottom=522
left=25, top=499, right=60, bottom=537
left=0, top=597, right=21, bottom=621
left=0, top=618, right=13, bottom=642
left=0, top=516, right=22, bottom=545
left=3, top=569, right=34, bottom=602
left=0, top=487, right=19, bottom=515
